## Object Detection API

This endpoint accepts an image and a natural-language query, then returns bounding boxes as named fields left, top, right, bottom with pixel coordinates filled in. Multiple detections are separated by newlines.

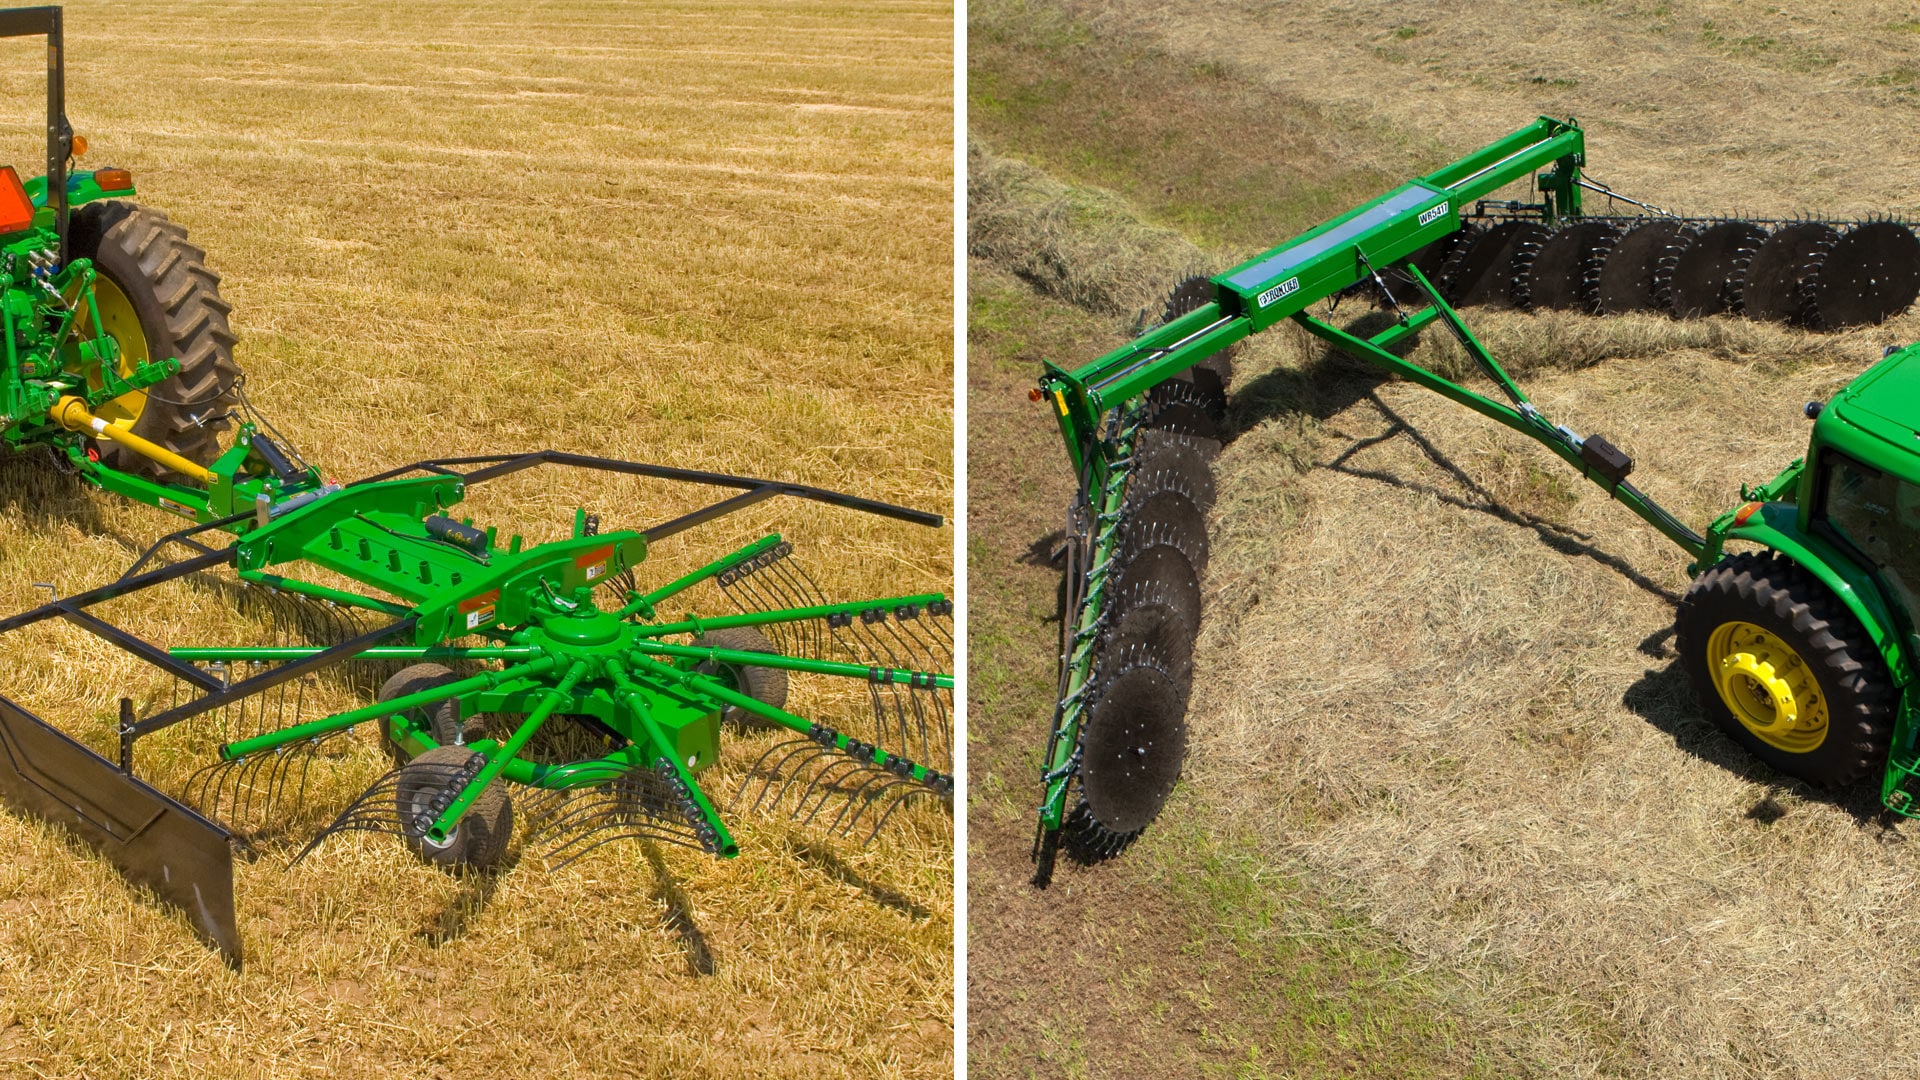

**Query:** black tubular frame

left=348, top=450, right=946, bottom=536
left=1, top=448, right=946, bottom=757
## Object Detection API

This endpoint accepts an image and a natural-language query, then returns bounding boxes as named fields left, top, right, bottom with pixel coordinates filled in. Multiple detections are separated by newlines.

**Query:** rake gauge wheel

left=1675, top=551, right=1894, bottom=787
left=396, top=745, right=514, bottom=870
left=67, top=201, right=240, bottom=479
left=376, top=663, right=469, bottom=765
left=693, top=626, right=789, bottom=729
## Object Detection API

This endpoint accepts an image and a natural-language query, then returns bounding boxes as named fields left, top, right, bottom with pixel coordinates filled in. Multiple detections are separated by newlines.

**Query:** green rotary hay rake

left=0, top=6, right=952, bottom=966
left=1028, top=115, right=1920, bottom=884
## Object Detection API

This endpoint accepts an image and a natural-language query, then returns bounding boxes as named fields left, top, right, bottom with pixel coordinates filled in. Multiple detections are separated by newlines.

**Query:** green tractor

left=0, top=6, right=953, bottom=966
left=1027, top=115, right=1920, bottom=881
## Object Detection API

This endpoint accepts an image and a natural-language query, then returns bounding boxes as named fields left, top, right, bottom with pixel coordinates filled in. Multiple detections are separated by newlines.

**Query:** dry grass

left=967, top=138, right=1203, bottom=318
left=969, top=1, right=1920, bottom=1072
left=1083, top=0, right=1920, bottom=222
left=0, top=2, right=952, bottom=1077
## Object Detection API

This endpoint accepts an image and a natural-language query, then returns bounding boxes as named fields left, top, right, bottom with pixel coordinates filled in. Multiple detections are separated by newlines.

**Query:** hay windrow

left=967, top=139, right=1205, bottom=319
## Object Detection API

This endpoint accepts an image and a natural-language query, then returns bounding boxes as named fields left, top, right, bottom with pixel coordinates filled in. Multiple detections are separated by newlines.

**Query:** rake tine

left=744, top=742, right=838, bottom=813
left=855, top=783, right=931, bottom=847
left=791, top=759, right=872, bottom=825
left=817, top=766, right=897, bottom=833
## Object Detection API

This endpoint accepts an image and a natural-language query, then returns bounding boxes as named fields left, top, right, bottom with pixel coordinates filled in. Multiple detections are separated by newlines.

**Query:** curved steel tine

left=820, top=768, right=897, bottom=833
left=858, top=783, right=927, bottom=846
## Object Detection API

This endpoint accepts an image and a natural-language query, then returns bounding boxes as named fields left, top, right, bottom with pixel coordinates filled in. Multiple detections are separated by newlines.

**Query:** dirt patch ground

left=969, top=1, right=1920, bottom=1075
left=0, top=2, right=952, bottom=1077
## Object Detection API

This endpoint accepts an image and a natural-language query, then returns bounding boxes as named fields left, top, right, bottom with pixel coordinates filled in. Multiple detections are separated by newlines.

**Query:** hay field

left=970, top=1, right=1920, bottom=1075
left=0, top=2, right=953, bottom=1077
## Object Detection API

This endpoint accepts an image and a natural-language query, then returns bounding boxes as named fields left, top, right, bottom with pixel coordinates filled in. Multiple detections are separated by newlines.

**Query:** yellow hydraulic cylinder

left=51, top=396, right=213, bottom=484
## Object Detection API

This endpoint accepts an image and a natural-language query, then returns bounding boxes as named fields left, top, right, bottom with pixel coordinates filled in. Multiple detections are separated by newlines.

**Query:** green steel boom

left=1029, top=114, right=1920, bottom=886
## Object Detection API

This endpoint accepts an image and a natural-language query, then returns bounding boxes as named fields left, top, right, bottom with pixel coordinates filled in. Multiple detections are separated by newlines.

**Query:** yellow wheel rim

left=1706, top=620, right=1829, bottom=753
left=79, top=273, right=150, bottom=430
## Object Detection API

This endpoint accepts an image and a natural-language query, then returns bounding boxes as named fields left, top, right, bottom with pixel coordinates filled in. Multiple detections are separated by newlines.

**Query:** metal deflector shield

left=0, top=695, right=240, bottom=966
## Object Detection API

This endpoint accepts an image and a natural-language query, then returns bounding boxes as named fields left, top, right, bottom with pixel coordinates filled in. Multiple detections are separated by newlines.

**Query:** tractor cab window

left=1818, top=452, right=1920, bottom=621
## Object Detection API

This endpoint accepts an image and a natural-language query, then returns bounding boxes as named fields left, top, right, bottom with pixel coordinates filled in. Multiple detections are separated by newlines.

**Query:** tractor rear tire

left=376, top=663, right=466, bottom=765
left=1675, top=551, right=1894, bottom=787
left=693, top=626, right=789, bottom=728
left=67, top=201, right=239, bottom=479
left=395, top=745, right=513, bottom=871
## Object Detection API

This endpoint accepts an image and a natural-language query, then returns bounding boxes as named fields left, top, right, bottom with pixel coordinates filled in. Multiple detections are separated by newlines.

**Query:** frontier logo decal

left=1418, top=201, right=1450, bottom=227
left=1256, top=277, right=1300, bottom=308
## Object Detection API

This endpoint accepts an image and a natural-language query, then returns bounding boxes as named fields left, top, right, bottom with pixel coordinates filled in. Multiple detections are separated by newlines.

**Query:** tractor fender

left=23, top=169, right=135, bottom=211
left=1726, top=508, right=1913, bottom=686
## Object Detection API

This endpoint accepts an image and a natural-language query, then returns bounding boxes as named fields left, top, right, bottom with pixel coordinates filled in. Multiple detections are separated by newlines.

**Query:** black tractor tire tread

left=1675, top=550, right=1894, bottom=787
left=69, top=201, right=239, bottom=477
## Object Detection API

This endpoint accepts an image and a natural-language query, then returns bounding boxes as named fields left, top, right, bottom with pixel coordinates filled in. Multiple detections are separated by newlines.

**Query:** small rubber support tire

left=1675, top=551, right=1894, bottom=787
left=395, top=745, right=513, bottom=870
left=693, top=626, right=789, bottom=728
left=66, top=201, right=240, bottom=478
left=377, top=663, right=465, bottom=765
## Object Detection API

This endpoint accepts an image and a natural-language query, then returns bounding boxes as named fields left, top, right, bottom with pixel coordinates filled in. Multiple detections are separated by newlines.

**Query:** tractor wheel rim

left=82, top=273, right=151, bottom=429
left=1707, top=620, right=1828, bottom=753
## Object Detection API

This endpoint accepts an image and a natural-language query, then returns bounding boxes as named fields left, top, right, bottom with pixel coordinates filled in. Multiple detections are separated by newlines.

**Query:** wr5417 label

left=1418, top=202, right=1449, bottom=227
left=1257, top=277, right=1300, bottom=308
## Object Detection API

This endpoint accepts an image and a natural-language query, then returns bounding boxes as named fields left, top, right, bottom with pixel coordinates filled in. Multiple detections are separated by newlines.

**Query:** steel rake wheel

left=1108, top=544, right=1203, bottom=642
left=1668, top=221, right=1769, bottom=318
left=1522, top=220, right=1620, bottom=312
left=1439, top=220, right=1551, bottom=308
left=1095, top=601, right=1194, bottom=687
left=1743, top=222, right=1839, bottom=324
left=1062, top=658, right=1189, bottom=863
left=1804, top=221, right=1920, bottom=329
left=1114, top=490, right=1209, bottom=578
left=1597, top=219, right=1693, bottom=314
left=1158, top=274, right=1237, bottom=404
left=1142, top=378, right=1226, bottom=445
left=1133, top=429, right=1218, bottom=513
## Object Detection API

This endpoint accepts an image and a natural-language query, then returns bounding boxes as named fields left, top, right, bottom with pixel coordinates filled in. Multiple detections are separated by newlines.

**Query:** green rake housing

left=0, top=6, right=952, bottom=967
left=1028, top=115, right=1920, bottom=885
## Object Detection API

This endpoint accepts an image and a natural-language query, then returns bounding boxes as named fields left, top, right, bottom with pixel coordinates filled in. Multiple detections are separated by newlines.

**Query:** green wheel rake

left=0, top=6, right=951, bottom=966
left=1027, top=115, right=1920, bottom=888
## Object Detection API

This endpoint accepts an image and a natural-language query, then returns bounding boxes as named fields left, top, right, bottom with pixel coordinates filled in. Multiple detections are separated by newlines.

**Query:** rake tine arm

left=219, top=656, right=559, bottom=760
left=424, top=660, right=590, bottom=843
left=627, top=639, right=954, bottom=690
left=605, top=659, right=737, bottom=857
left=646, top=654, right=955, bottom=797
left=617, top=535, right=784, bottom=616
left=169, top=645, right=539, bottom=663
left=627, top=594, right=950, bottom=636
